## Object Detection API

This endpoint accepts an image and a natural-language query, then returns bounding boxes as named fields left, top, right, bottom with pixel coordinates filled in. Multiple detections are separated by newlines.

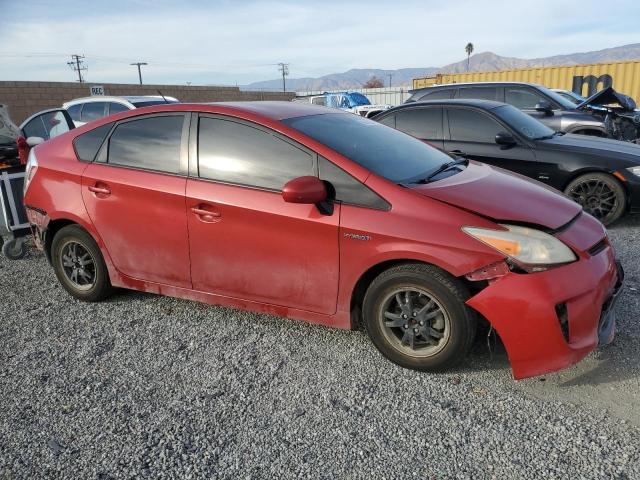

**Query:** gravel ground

left=1, top=218, right=639, bottom=479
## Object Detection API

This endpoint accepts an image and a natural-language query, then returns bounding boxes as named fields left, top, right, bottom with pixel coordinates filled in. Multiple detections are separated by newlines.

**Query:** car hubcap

left=568, top=179, right=617, bottom=220
left=60, top=241, right=96, bottom=290
left=380, top=288, right=450, bottom=357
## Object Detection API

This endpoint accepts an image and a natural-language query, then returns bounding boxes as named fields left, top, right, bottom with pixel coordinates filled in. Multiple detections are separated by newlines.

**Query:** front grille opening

left=555, top=303, right=570, bottom=343
left=588, top=238, right=608, bottom=257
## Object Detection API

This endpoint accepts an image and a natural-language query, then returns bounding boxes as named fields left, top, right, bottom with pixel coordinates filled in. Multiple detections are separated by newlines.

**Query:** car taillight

left=23, top=148, right=39, bottom=195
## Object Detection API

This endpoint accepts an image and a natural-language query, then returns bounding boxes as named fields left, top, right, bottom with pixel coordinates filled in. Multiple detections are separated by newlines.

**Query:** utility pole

left=278, top=63, right=289, bottom=92
left=67, top=54, right=87, bottom=83
left=130, top=62, right=148, bottom=85
left=388, top=74, right=393, bottom=88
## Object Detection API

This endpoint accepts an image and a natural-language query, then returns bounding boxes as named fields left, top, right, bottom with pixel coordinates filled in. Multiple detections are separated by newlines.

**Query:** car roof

left=63, top=95, right=179, bottom=106
left=81, top=101, right=347, bottom=123
left=411, top=81, right=545, bottom=92
left=382, top=98, right=507, bottom=113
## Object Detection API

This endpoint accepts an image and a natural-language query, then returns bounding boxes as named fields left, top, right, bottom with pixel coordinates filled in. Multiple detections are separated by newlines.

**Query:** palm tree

left=465, top=43, right=474, bottom=71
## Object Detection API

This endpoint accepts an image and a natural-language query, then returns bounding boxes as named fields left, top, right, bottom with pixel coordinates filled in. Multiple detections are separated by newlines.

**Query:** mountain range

left=243, top=43, right=640, bottom=92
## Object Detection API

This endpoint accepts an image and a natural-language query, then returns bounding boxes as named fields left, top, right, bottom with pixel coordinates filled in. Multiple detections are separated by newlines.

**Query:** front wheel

left=564, top=173, right=626, bottom=226
left=363, top=264, right=476, bottom=372
left=51, top=225, right=114, bottom=301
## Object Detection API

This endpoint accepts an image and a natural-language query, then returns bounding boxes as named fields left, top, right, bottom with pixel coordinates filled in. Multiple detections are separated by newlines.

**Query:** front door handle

left=449, top=150, right=467, bottom=157
left=88, top=184, right=111, bottom=196
left=191, top=205, right=221, bottom=223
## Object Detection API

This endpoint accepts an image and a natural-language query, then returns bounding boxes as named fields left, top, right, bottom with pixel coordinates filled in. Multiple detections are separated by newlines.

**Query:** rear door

left=186, top=114, right=340, bottom=314
left=443, top=107, right=539, bottom=178
left=81, top=113, right=192, bottom=288
left=388, top=107, right=444, bottom=149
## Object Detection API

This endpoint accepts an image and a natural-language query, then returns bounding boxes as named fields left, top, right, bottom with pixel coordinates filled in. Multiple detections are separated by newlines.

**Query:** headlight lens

left=626, top=166, right=640, bottom=177
left=463, top=224, right=576, bottom=270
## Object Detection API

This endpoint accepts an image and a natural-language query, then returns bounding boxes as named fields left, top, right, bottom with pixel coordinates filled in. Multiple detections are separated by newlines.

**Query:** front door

left=443, top=107, right=539, bottom=179
left=186, top=115, right=340, bottom=314
left=81, top=113, right=192, bottom=288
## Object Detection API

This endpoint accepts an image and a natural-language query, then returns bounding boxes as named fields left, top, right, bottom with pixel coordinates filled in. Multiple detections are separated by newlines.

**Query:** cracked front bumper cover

left=466, top=245, right=621, bottom=380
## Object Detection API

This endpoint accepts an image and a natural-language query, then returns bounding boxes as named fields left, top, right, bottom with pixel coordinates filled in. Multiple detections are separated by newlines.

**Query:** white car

left=63, top=95, right=179, bottom=127
left=293, top=92, right=392, bottom=118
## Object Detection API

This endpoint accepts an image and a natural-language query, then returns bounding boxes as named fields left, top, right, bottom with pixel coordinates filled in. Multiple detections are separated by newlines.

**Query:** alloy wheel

left=567, top=179, right=618, bottom=220
left=59, top=240, right=96, bottom=291
left=379, top=287, right=451, bottom=358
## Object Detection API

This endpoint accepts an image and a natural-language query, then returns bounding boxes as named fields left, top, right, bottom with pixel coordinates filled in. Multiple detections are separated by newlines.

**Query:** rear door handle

left=88, top=184, right=111, bottom=196
left=191, top=205, right=221, bottom=222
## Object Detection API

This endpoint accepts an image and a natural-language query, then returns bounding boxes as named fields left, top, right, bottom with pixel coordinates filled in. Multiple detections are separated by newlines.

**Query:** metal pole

left=131, top=62, right=148, bottom=85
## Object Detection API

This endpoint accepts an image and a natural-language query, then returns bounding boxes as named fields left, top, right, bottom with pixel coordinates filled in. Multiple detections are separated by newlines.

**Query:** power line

left=278, top=63, right=289, bottom=92
left=130, top=62, right=148, bottom=84
left=67, top=54, right=87, bottom=83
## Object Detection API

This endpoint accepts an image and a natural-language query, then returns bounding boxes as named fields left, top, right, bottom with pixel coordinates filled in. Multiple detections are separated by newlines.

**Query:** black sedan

left=374, top=99, right=640, bottom=225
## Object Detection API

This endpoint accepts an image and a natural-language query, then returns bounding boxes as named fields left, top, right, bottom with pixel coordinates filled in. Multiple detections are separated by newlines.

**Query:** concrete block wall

left=0, top=81, right=295, bottom=124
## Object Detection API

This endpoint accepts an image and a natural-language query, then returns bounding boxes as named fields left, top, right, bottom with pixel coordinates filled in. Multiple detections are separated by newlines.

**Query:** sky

left=0, top=0, right=639, bottom=86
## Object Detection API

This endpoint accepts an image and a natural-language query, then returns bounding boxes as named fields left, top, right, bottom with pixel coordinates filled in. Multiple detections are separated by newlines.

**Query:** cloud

left=0, top=0, right=638, bottom=85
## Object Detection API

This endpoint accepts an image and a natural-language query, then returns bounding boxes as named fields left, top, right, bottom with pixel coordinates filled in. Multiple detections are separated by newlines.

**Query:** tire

left=363, top=263, right=476, bottom=372
left=51, top=225, right=114, bottom=301
left=2, top=238, right=27, bottom=260
left=564, top=173, right=626, bottom=226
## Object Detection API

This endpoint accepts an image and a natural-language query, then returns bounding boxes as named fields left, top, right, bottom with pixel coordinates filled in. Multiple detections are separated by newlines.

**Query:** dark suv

left=406, top=82, right=606, bottom=137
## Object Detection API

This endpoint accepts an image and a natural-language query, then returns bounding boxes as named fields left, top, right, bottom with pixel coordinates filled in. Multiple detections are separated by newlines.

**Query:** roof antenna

left=157, top=89, right=169, bottom=103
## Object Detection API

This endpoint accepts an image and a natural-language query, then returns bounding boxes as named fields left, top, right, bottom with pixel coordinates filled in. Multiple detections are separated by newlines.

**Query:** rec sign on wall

left=90, top=85, right=105, bottom=96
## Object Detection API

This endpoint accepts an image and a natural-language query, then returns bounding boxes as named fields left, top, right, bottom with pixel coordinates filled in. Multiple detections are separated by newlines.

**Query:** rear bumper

left=467, top=244, right=622, bottom=379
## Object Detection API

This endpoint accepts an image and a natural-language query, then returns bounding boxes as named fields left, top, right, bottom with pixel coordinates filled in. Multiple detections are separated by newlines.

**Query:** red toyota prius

left=22, top=102, right=623, bottom=379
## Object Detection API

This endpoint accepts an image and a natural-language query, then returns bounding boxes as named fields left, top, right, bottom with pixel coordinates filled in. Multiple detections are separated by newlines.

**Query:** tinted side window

left=74, top=122, right=113, bottom=162
left=311, top=97, right=327, bottom=106
left=395, top=108, right=441, bottom=139
left=505, top=88, right=548, bottom=110
left=107, top=115, right=184, bottom=173
left=198, top=117, right=314, bottom=190
left=81, top=102, right=106, bottom=122
left=22, top=111, right=71, bottom=141
left=457, top=87, right=498, bottom=100
left=108, top=102, right=130, bottom=114
left=67, top=104, right=82, bottom=122
left=447, top=108, right=503, bottom=143
left=378, top=114, right=395, bottom=128
left=418, top=89, right=453, bottom=100
left=319, top=156, right=389, bottom=210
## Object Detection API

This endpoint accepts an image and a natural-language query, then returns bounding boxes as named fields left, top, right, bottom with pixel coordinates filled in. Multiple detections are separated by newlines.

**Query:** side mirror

left=282, top=176, right=327, bottom=205
left=534, top=100, right=553, bottom=116
left=495, top=132, right=517, bottom=149
left=26, top=136, right=44, bottom=147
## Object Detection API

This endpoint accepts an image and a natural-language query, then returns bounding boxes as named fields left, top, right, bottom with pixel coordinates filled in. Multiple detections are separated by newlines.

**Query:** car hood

left=411, top=161, right=581, bottom=230
left=540, top=133, right=640, bottom=159
left=577, top=86, right=637, bottom=112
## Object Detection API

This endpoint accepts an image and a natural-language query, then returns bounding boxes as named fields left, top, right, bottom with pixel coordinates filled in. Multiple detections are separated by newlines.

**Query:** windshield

left=283, top=113, right=453, bottom=184
left=132, top=100, right=179, bottom=108
left=348, top=93, right=371, bottom=106
left=557, top=90, right=585, bottom=105
left=493, top=105, right=555, bottom=140
left=534, top=85, right=578, bottom=110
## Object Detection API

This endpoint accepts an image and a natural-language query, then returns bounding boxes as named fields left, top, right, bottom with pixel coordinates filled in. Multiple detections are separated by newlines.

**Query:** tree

left=363, top=76, right=385, bottom=88
left=465, top=43, right=474, bottom=71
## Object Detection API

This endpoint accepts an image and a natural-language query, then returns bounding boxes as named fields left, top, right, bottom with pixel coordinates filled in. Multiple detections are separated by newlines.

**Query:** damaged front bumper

left=466, top=243, right=622, bottom=380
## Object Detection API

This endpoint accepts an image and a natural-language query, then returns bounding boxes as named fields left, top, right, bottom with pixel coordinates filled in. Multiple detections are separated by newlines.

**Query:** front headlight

left=463, top=224, right=576, bottom=272
left=626, top=166, right=640, bottom=177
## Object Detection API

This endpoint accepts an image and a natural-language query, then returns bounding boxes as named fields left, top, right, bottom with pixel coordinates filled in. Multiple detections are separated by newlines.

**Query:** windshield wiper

left=418, top=158, right=468, bottom=184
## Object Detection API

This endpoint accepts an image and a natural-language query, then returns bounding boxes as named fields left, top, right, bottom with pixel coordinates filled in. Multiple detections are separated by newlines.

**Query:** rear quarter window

left=73, top=122, right=113, bottom=162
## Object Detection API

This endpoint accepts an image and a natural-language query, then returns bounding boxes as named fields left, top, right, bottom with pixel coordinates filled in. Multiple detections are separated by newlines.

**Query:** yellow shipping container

left=412, top=60, right=640, bottom=103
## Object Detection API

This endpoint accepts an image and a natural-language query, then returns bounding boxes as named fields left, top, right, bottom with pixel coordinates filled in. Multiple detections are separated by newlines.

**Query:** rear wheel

left=363, top=264, right=476, bottom=372
left=564, top=173, right=626, bottom=225
left=51, top=225, right=114, bottom=301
